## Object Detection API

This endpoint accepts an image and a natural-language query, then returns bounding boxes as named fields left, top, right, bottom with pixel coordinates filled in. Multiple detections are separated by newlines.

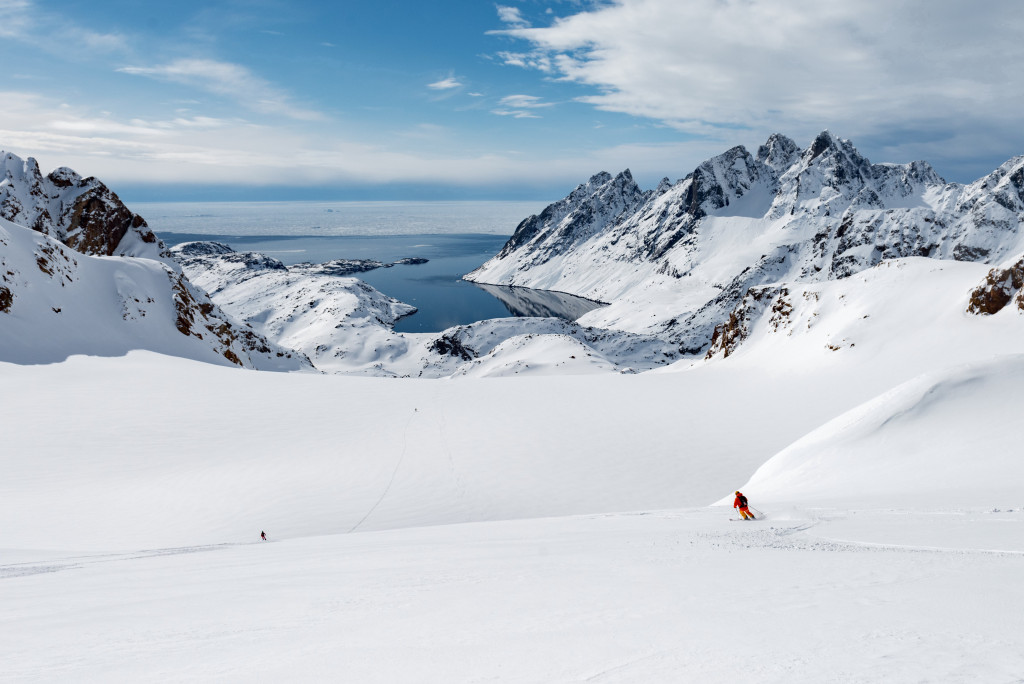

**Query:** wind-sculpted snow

left=0, top=150, right=169, bottom=262
left=0, top=219, right=307, bottom=369
left=468, top=132, right=1024, bottom=355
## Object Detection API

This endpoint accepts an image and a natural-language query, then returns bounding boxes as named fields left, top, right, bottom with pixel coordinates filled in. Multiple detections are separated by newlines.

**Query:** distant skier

left=733, top=491, right=755, bottom=520
left=261, top=530, right=267, bottom=541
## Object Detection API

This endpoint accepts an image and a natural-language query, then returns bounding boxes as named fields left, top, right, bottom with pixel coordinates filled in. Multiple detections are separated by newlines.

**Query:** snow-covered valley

left=2, top=350, right=1023, bottom=682
left=3, top=136, right=1024, bottom=681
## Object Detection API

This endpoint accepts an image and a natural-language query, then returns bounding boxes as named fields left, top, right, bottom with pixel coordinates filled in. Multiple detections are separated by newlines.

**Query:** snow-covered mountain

left=467, top=132, right=1024, bottom=353
left=0, top=217, right=308, bottom=369
left=0, top=152, right=314, bottom=370
left=172, top=241, right=417, bottom=374
left=1, top=150, right=169, bottom=262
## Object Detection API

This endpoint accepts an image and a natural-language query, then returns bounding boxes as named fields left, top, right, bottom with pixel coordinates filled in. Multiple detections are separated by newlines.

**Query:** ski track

left=0, top=543, right=239, bottom=580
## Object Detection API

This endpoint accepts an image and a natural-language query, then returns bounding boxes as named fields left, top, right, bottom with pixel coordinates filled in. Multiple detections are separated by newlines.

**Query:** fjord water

left=144, top=201, right=605, bottom=332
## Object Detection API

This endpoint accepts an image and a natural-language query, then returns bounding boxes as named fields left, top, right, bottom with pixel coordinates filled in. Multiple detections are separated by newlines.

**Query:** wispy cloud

left=496, top=5, right=530, bottom=29
left=498, top=95, right=551, bottom=109
left=118, top=59, right=325, bottom=121
left=0, top=0, right=127, bottom=52
left=492, top=94, right=554, bottom=119
left=497, top=51, right=552, bottom=73
left=427, top=76, right=463, bottom=91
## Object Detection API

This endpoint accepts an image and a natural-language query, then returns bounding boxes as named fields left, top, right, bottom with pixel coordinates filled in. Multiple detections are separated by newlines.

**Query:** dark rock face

left=494, top=169, right=647, bottom=265
left=429, top=332, right=476, bottom=361
left=0, top=151, right=168, bottom=260
left=63, top=187, right=155, bottom=257
left=706, top=286, right=791, bottom=359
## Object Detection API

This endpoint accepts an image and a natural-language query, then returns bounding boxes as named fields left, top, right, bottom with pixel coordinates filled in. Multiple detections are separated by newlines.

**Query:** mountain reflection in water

left=470, top=283, right=606, bottom=321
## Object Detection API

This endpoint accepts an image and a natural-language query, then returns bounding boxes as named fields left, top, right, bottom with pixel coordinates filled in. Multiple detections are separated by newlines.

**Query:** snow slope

left=0, top=351, right=847, bottom=551
left=0, top=218, right=307, bottom=370
left=734, top=354, right=1024, bottom=507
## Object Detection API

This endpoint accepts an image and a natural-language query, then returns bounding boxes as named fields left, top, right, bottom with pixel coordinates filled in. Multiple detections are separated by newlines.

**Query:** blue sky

left=2, top=0, right=1022, bottom=201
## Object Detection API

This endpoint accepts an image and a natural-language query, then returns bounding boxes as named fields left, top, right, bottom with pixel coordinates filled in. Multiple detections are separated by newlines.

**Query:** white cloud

left=497, top=0, right=1024, bottom=174
left=496, top=51, right=552, bottom=73
left=491, top=109, right=541, bottom=119
left=118, top=59, right=325, bottom=121
left=496, top=5, right=530, bottom=29
left=492, top=94, right=553, bottom=118
left=427, top=76, right=463, bottom=90
left=498, top=94, right=552, bottom=109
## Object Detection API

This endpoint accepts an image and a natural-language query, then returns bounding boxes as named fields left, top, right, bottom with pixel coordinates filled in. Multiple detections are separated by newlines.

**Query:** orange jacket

left=733, top=493, right=749, bottom=509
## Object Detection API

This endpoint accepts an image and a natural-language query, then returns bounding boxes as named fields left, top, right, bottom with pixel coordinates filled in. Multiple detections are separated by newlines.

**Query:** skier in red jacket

left=734, top=491, right=755, bottom=520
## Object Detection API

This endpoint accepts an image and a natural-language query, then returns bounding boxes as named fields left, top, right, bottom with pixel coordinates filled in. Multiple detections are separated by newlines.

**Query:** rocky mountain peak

left=756, top=134, right=801, bottom=172
left=46, top=167, right=84, bottom=188
left=0, top=149, right=168, bottom=262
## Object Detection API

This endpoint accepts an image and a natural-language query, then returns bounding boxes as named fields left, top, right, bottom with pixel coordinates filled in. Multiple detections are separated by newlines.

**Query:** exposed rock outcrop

left=967, top=256, right=1024, bottom=315
left=1, top=151, right=169, bottom=261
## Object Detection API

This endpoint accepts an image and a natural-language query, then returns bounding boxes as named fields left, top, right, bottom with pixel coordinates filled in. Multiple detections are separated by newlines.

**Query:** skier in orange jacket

left=734, top=491, right=755, bottom=520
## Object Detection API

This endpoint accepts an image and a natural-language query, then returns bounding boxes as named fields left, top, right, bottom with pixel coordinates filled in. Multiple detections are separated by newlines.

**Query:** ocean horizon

left=132, top=200, right=549, bottom=238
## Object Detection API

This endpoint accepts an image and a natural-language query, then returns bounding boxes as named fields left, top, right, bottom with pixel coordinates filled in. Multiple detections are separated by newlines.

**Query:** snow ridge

left=467, top=132, right=1024, bottom=353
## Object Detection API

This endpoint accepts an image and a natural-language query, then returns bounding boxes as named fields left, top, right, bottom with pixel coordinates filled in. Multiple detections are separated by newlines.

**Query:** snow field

left=0, top=352, right=872, bottom=552
left=3, top=509, right=1022, bottom=682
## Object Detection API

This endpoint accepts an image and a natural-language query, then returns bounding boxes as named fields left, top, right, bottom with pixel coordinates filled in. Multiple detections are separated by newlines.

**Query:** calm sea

left=132, top=200, right=543, bottom=237
left=144, top=201, right=605, bottom=333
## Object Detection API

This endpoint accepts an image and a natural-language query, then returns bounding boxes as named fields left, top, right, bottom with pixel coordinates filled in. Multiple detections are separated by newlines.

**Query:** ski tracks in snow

left=0, top=543, right=238, bottom=580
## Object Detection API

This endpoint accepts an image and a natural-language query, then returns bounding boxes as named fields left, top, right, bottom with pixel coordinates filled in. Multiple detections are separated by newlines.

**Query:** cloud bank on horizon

left=0, top=0, right=1020, bottom=199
